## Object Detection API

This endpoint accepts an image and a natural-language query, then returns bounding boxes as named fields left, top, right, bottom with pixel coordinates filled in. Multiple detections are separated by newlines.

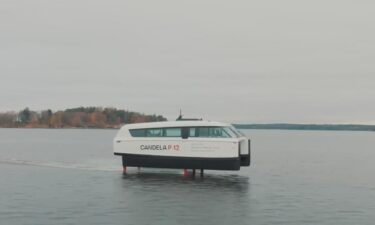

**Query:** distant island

left=0, top=107, right=166, bottom=128
left=233, top=124, right=375, bottom=132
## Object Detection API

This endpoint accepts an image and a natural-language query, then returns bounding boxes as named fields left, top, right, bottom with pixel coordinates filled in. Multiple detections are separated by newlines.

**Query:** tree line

left=0, top=107, right=166, bottom=128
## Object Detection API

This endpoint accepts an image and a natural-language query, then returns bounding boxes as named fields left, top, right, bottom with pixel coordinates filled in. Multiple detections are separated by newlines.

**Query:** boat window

left=129, top=126, right=236, bottom=138
left=189, top=127, right=233, bottom=138
left=146, top=128, right=163, bottom=137
left=228, top=127, right=240, bottom=138
left=129, top=128, right=181, bottom=137
left=189, top=128, right=196, bottom=137
left=198, top=127, right=209, bottom=137
left=223, top=127, right=238, bottom=137
left=209, top=127, right=231, bottom=138
left=129, top=129, right=146, bottom=137
left=164, top=128, right=181, bottom=137
left=229, top=125, right=246, bottom=137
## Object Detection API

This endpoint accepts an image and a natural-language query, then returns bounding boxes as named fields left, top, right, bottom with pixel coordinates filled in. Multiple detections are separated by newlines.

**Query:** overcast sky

left=1, top=0, right=374, bottom=123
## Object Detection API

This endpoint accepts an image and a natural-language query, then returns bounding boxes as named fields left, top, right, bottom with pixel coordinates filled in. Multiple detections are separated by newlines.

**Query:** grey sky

left=1, top=0, right=374, bottom=123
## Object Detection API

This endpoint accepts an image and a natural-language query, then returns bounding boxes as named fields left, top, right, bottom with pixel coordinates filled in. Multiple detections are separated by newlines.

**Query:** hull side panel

left=116, top=153, right=241, bottom=171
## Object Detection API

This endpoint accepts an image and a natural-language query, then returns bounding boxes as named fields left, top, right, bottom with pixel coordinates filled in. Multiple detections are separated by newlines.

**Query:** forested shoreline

left=0, top=107, right=166, bottom=128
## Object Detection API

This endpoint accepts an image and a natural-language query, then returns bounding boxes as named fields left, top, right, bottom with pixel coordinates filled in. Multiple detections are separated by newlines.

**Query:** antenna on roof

left=176, top=109, right=203, bottom=121
left=176, top=109, right=183, bottom=121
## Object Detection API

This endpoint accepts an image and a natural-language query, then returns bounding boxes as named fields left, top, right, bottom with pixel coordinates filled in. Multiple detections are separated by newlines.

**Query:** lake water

left=0, top=128, right=374, bottom=225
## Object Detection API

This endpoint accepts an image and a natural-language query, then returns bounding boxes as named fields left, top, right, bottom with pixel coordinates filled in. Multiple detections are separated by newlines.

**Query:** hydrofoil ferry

left=113, top=119, right=251, bottom=172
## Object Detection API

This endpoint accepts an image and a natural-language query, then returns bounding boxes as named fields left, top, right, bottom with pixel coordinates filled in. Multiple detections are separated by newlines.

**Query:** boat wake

left=0, top=158, right=120, bottom=172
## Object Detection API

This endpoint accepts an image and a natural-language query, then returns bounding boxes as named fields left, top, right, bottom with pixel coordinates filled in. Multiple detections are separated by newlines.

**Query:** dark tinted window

left=189, top=127, right=232, bottom=138
left=129, top=129, right=146, bottom=137
left=165, top=128, right=181, bottom=137
left=146, top=128, right=163, bottom=137
left=129, top=126, right=233, bottom=138
left=129, top=128, right=181, bottom=137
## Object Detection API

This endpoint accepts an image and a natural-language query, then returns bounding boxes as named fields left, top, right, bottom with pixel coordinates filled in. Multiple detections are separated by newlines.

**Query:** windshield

left=229, top=126, right=246, bottom=138
left=222, top=127, right=238, bottom=138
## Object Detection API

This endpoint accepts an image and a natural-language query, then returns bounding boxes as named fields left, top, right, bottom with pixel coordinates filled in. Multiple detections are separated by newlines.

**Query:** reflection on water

left=113, top=172, right=251, bottom=225
left=121, top=171, right=250, bottom=192
left=0, top=157, right=120, bottom=172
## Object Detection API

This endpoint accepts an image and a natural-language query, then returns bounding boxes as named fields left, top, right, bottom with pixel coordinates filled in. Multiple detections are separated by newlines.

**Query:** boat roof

left=122, top=120, right=230, bottom=129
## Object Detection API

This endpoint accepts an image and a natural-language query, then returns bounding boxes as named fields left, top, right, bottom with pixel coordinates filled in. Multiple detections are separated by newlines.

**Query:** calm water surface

left=0, top=128, right=374, bottom=225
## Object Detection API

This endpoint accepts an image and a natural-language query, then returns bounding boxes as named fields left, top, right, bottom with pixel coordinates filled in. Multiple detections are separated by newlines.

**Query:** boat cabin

left=113, top=120, right=250, bottom=171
